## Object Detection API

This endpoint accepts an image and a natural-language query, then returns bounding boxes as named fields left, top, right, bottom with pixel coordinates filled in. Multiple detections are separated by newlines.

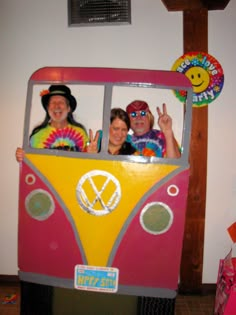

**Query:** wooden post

left=180, top=8, right=208, bottom=293
left=161, top=0, right=230, bottom=293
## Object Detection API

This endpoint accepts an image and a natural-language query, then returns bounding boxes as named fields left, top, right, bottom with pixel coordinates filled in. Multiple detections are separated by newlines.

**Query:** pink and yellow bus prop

left=18, top=67, right=192, bottom=298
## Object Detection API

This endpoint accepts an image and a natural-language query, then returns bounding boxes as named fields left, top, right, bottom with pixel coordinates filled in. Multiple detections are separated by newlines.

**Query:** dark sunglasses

left=130, top=110, right=147, bottom=118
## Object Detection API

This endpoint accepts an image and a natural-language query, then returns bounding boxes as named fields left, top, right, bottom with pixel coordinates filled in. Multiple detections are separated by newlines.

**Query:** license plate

left=74, top=265, right=119, bottom=293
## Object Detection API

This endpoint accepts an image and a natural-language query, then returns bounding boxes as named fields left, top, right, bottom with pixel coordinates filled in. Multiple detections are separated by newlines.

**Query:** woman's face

left=47, top=95, right=70, bottom=124
left=109, top=117, right=128, bottom=148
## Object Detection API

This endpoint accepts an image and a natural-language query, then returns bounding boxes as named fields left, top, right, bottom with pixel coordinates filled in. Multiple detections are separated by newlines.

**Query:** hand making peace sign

left=157, top=103, right=173, bottom=134
left=86, top=129, right=100, bottom=153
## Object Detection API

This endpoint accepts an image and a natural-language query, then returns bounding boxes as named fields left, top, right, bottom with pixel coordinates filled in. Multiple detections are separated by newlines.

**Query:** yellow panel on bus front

left=24, top=154, right=178, bottom=266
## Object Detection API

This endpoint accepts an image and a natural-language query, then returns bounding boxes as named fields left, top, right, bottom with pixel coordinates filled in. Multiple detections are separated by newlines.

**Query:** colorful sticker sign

left=74, top=265, right=119, bottom=293
left=172, top=52, right=224, bottom=107
left=1, top=294, right=17, bottom=305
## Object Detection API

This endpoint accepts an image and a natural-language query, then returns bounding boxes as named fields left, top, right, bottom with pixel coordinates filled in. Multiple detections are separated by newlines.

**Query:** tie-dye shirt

left=30, top=124, right=88, bottom=152
left=130, top=129, right=166, bottom=157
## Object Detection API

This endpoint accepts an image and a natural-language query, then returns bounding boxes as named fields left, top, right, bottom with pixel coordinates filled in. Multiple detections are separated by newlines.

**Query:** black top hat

left=41, top=85, right=77, bottom=112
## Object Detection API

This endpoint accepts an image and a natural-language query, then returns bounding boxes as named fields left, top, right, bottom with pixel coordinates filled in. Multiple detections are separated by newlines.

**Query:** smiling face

left=109, top=117, right=128, bottom=154
left=47, top=95, right=70, bottom=128
left=185, top=66, right=210, bottom=93
left=129, top=110, right=150, bottom=136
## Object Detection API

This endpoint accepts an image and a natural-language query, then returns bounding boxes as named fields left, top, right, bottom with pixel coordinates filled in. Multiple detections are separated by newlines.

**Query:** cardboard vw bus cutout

left=18, top=67, right=192, bottom=298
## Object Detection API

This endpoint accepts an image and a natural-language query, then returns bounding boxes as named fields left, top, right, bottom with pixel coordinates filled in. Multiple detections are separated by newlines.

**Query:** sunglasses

left=130, top=110, right=147, bottom=118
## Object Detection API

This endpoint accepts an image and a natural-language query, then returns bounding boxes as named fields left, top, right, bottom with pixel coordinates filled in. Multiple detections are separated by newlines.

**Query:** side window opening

left=110, top=85, right=184, bottom=151
left=27, top=84, right=104, bottom=153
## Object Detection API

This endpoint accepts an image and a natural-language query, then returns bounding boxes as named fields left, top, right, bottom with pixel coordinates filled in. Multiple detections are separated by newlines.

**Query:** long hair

left=30, top=100, right=87, bottom=138
left=147, top=111, right=155, bottom=129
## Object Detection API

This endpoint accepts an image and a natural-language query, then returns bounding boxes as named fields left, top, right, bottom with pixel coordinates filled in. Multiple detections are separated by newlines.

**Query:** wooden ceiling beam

left=161, top=0, right=230, bottom=11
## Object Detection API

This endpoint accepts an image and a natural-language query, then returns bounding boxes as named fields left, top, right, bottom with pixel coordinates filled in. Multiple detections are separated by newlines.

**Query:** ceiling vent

left=68, top=0, right=131, bottom=26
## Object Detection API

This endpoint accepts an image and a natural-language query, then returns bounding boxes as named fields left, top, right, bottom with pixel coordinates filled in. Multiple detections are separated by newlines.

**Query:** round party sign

left=171, top=52, right=224, bottom=107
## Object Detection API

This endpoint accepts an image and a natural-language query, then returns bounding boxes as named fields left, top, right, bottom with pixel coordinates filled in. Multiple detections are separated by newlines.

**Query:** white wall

left=203, top=1, right=236, bottom=282
left=0, top=0, right=235, bottom=283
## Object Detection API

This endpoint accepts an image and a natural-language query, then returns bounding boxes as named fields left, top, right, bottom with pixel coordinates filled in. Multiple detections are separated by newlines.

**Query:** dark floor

left=0, top=282, right=216, bottom=315
left=175, top=294, right=215, bottom=315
